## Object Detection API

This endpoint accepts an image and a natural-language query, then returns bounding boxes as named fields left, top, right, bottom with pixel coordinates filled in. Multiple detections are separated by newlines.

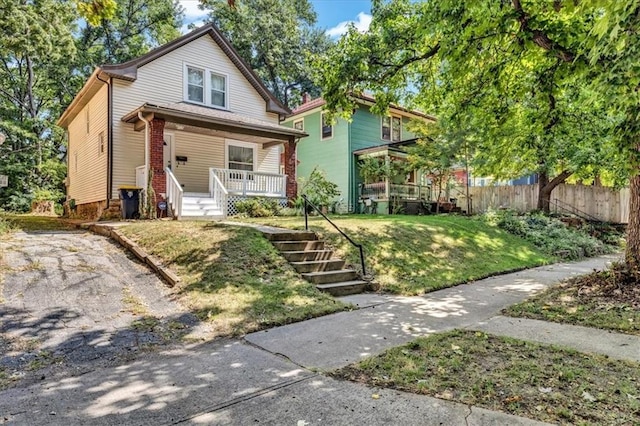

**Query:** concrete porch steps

left=180, top=195, right=223, bottom=219
left=263, top=230, right=368, bottom=297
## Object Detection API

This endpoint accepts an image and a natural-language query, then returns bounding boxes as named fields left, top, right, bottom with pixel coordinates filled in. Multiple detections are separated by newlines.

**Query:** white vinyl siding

left=111, top=34, right=280, bottom=198
left=67, top=84, right=108, bottom=204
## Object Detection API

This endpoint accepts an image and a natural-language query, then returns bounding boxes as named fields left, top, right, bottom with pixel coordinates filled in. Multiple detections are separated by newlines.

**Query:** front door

left=163, top=133, right=174, bottom=170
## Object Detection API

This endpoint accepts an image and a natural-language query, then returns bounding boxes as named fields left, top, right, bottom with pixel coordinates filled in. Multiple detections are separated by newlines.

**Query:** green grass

left=119, top=221, right=348, bottom=337
left=334, top=330, right=640, bottom=425
left=237, top=215, right=552, bottom=295
left=0, top=213, right=73, bottom=234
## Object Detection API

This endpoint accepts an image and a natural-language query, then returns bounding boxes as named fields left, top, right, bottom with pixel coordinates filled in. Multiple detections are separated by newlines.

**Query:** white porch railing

left=165, top=167, right=183, bottom=220
left=209, top=169, right=229, bottom=216
left=210, top=168, right=286, bottom=197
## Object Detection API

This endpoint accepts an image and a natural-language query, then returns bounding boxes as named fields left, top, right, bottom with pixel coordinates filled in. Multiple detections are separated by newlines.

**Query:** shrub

left=483, top=210, right=615, bottom=260
left=298, top=167, right=340, bottom=207
left=234, top=197, right=280, bottom=217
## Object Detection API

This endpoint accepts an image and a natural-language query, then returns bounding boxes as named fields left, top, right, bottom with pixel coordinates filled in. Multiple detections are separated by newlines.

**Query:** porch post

left=149, top=118, right=166, bottom=204
left=384, top=155, right=391, bottom=199
left=284, top=137, right=297, bottom=204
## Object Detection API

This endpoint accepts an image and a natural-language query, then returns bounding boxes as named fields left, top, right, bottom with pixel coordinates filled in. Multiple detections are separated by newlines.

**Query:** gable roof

left=290, top=94, right=437, bottom=122
left=58, top=23, right=289, bottom=127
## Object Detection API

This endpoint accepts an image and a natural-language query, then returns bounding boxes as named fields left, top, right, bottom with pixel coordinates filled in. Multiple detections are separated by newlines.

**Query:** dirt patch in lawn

left=333, top=330, right=640, bottom=425
left=505, top=263, right=640, bottom=335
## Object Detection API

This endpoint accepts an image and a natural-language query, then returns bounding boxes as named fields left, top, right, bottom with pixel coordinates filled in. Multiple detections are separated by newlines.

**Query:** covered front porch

left=122, top=102, right=306, bottom=219
left=354, top=140, right=433, bottom=215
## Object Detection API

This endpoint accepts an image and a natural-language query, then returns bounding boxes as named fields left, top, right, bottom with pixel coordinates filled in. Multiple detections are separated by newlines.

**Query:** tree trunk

left=625, top=174, right=640, bottom=268
left=537, top=170, right=571, bottom=213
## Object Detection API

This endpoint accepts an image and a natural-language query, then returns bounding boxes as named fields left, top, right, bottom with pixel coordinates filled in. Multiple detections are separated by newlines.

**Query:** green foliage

left=358, top=157, right=409, bottom=184
left=484, top=210, right=614, bottom=260
left=234, top=197, right=280, bottom=217
left=298, top=167, right=340, bottom=207
left=75, top=0, right=117, bottom=26
left=33, top=188, right=62, bottom=202
left=202, top=0, right=332, bottom=108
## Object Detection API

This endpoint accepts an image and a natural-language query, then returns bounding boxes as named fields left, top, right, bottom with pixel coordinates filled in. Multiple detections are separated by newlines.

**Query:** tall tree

left=317, top=0, right=640, bottom=267
left=0, top=0, right=76, bottom=211
left=201, top=0, right=332, bottom=108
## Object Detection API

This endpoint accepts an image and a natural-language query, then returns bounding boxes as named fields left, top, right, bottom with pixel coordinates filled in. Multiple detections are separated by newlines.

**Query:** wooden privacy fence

left=464, top=184, right=630, bottom=223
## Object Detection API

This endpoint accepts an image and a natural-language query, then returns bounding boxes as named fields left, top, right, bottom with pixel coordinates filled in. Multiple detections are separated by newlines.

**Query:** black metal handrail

left=302, top=194, right=366, bottom=275
left=549, top=198, right=602, bottom=223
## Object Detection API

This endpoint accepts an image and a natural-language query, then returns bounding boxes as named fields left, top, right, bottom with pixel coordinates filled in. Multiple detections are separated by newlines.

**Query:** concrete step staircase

left=264, top=230, right=368, bottom=296
left=180, top=192, right=224, bottom=219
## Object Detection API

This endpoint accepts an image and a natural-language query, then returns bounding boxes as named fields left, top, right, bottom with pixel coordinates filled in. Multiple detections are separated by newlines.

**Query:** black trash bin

left=119, top=187, right=142, bottom=219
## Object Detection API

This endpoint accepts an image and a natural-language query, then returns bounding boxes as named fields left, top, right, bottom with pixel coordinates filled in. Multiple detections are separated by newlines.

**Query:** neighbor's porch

left=122, top=102, right=306, bottom=219
left=354, top=140, right=433, bottom=215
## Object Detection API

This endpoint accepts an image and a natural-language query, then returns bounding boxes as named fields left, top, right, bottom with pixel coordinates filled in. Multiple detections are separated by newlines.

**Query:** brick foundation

left=69, top=200, right=108, bottom=221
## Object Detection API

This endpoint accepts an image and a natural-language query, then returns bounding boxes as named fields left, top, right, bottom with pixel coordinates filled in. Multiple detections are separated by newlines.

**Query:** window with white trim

left=293, top=119, right=304, bottom=131
left=321, top=113, right=333, bottom=140
left=382, top=116, right=402, bottom=141
left=184, top=64, right=228, bottom=109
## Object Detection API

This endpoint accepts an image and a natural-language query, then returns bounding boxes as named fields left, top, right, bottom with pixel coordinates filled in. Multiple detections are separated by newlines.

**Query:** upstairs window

left=185, top=64, right=228, bottom=109
left=293, top=119, right=304, bottom=131
left=187, top=66, right=204, bottom=103
left=321, top=113, right=333, bottom=140
left=382, top=116, right=402, bottom=141
left=210, top=73, right=226, bottom=108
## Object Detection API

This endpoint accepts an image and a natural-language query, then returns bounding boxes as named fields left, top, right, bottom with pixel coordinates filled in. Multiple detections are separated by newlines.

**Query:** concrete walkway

left=2, top=251, right=635, bottom=425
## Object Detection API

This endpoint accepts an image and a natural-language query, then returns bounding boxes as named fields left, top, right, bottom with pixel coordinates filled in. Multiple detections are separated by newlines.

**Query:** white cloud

left=326, top=12, right=372, bottom=38
left=179, top=0, right=209, bottom=33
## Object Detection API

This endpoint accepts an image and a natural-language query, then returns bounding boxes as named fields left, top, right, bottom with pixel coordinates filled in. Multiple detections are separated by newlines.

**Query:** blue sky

left=178, top=0, right=373, bottom=36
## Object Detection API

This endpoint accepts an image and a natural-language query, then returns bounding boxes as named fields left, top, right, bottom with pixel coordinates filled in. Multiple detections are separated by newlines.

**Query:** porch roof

left=353, top=138, right=419, bottom=157
left=122, top=102, right=308, bottom=146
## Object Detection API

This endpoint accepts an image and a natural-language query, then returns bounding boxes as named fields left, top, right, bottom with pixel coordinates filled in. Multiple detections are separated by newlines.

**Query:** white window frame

left=225, top=140, right=257, bottom=178
left=381, top=115, right=402, bottom=142
left=321, top=112, right=333, bottom=140
left=293, top=118, right=304, bottom=131
left=183, top=63, right=229, bottom=110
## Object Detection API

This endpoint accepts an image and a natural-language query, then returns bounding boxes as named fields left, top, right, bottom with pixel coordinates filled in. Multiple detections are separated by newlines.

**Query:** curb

left=71, top=221, right=180, bottom=287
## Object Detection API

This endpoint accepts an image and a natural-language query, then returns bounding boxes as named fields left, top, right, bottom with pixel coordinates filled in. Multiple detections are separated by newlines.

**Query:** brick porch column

left=283, top=137, right=297, bottom=204
left=149, top=118, right=166, bottom=201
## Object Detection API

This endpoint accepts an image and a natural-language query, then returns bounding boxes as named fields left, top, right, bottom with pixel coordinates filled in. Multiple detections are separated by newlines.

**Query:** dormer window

left=184, top=64, right=228, bottom=109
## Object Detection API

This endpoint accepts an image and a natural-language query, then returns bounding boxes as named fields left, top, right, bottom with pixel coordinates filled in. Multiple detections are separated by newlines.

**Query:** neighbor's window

left=321, top=113, right=333, bottom=139
left=228, top=144, right=254, bottom=172
left=382, top=116, right=402, bottom=141
left=293, top=119, right=304, bottom=131
left=210, top=73, right=226, bottom=108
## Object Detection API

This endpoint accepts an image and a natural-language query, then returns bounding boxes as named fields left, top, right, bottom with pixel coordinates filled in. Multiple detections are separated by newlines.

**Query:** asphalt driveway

left=0, top=228, right=207, bottom=389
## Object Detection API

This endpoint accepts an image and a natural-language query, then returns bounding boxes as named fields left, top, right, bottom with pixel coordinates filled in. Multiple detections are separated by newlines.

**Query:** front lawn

left=0, top=214, right=73, bottom=235
left=119, top=221, right=348, bottom=336
left=237, top=215, right=551, bottom=295
left=334, top=330, right=640, bottom=425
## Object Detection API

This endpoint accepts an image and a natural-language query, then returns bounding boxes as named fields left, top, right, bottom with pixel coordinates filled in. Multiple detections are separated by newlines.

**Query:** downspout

left=96, top=73, right=112, bottom=206
left=138, top=111, right=151, bottom=213
left=138, top=111, right=150, bottom=180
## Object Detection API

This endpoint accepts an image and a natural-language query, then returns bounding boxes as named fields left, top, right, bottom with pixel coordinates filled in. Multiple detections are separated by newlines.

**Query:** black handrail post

left=304, top=197, right=308, bottom=230
left=359, top=245, right=366, bottom=276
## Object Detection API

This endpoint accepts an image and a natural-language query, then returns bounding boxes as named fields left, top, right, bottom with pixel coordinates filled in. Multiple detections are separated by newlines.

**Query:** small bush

left=0, top=216, right=14, bottom=236
left=483, top=210, right=615, bottom=260
left=234, top=198, right=280, bottom=217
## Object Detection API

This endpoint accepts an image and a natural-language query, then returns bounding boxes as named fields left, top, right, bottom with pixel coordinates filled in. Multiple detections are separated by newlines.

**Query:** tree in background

left=201, top=0, right=332, bottom=108
left=317, top=0, right=640, bottom=268
left=0, top=0, right=76, bottom=211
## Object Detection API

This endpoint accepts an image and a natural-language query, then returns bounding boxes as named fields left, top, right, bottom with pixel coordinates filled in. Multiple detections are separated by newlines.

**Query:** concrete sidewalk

left=246, top=254, right=618, bottom=370
left=0, top=253, right=625, bottom=425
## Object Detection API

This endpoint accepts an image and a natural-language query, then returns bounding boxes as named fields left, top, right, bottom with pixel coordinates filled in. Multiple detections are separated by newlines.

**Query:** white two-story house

left=58, top=23, right=306, bottom=220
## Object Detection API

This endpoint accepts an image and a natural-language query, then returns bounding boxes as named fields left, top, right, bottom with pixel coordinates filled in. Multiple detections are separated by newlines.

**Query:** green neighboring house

left=282, top=94, right=436, bottom=213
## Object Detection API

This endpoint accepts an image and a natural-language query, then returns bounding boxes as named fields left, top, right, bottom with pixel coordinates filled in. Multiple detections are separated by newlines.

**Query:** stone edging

left=76, top=222, right=180, bottom=287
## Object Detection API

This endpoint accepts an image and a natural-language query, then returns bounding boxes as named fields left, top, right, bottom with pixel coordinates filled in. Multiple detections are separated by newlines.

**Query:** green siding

left=283, top=111, right=350, bottom=209
left=284, top=105, right=421, bottom=211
